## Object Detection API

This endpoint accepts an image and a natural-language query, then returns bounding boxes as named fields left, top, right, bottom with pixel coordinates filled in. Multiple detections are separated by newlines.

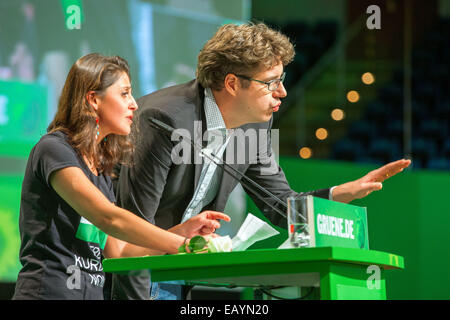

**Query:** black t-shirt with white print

left=13, top=131, right=115, bottom=300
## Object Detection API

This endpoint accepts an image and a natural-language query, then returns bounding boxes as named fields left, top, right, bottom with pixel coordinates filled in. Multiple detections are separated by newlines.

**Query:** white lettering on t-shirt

left=73, top=254, right=103, bottom=272
left=89, top=274, right=105, bottom=287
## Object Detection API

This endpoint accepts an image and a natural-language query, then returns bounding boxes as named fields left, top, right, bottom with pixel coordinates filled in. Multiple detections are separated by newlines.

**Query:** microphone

left=148, top=117, right=307, bottom=222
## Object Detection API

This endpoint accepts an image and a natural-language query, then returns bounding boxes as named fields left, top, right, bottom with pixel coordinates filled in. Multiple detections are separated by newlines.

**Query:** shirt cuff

left=329, top=186, right=337, bottom=201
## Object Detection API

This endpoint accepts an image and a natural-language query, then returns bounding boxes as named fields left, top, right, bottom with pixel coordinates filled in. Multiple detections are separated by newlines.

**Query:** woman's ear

left=86, top=91, right=99, bottom=111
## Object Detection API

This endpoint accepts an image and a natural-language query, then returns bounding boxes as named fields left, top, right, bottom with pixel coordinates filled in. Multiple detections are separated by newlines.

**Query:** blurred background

left=1, top=0, right=449, bottom=300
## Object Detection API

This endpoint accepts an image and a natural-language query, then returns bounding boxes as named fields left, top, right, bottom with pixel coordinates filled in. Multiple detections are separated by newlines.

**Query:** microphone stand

left=148, top=117, right=308, bottom=222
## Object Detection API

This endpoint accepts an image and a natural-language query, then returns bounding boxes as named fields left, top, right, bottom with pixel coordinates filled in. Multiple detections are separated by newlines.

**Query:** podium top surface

left=103, top=247, right=403, bottom=285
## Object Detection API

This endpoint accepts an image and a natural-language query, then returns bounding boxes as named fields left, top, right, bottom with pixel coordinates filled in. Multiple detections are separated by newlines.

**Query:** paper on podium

left=277, top=237, right=294, bottom=249
left=231, top=213, right=279, bottom=251
left=208, top=235, right=232, bottom=252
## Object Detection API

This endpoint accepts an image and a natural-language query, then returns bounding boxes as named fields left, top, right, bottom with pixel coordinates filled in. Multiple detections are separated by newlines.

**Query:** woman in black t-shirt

left=13, top=53, right=230, bottom=300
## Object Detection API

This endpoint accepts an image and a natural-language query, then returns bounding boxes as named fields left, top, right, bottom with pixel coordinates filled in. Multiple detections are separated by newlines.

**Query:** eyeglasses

left=235, top=72, right=286, bottom=92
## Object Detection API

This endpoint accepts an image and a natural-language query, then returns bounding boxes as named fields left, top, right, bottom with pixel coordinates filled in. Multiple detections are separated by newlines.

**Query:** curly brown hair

left=196, top=22, right=295, bottom=90
left=47, top=53, right=136, bottom=176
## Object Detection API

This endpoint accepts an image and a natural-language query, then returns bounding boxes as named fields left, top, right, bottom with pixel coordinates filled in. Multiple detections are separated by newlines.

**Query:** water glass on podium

left=287, top=196, right=310, bottom=248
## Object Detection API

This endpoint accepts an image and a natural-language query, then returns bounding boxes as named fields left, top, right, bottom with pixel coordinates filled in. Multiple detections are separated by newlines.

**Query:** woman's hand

left=175, top=211, right=231, bottom=239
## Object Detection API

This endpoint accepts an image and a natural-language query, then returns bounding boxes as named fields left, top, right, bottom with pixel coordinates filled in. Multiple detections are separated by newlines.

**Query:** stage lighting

left=299, top=147, right=312, bottom=159
left=331, top=108, right=345, bottom=121
left=315, top=128, right=328, bottom=140
left=347, top=90, right=360, bottom=103
left=362, top=72, right=375, bottom=85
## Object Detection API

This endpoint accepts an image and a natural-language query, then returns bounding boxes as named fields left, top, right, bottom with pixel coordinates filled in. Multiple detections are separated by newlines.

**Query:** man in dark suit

left=110, top=22, right=411, bottom=300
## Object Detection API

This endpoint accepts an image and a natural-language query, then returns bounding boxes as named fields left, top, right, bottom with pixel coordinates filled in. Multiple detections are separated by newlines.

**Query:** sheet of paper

left=231, top=213, right=279, bottom=251
left=277, top=237, right=294, bottom=249
left=208, top=235, right=232, bottom=252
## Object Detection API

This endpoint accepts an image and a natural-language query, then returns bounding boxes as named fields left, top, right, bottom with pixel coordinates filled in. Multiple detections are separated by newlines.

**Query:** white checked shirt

left=181, top=88, right=234, bottom=222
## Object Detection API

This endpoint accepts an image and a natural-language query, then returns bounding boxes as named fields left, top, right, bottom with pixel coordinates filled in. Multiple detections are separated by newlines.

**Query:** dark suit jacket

left=110, top=79, right=330, bottom=300
left=115, top=79, right=330, bottom=229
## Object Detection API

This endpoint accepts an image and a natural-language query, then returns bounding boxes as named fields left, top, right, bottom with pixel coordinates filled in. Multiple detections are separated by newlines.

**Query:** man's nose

left=273, top=82, right=287, bottom=98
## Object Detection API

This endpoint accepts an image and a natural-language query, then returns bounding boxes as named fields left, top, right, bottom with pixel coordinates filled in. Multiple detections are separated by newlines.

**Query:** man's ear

left=223, top=74, right=239, bottom=97
left=86, top=91, right=99, bottom=111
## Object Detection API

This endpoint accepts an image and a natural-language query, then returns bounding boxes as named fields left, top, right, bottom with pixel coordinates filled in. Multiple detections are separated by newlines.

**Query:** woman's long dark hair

left=47, top=53, right=136, bottom=176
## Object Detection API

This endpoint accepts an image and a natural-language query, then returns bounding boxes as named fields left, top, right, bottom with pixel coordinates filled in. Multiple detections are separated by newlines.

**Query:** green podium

left=103, top=246, right=404, bottom=300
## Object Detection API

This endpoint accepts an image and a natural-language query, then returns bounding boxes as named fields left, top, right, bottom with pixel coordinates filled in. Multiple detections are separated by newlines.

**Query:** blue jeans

left=150, top=281, right=184, bottom=300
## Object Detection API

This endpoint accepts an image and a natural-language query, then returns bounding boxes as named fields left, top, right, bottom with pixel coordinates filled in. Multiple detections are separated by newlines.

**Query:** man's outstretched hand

left=332, top=159, right=411, bottom=203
